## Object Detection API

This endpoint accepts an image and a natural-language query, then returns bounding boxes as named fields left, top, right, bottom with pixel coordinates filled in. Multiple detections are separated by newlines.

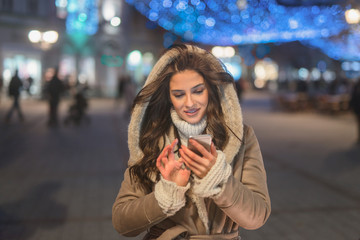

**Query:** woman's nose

left=185, top=95, right=194, bottom=107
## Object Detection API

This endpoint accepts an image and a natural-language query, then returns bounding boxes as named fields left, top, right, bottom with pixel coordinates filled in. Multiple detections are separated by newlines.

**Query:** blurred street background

left=1, top=92, right=359, bottom=240
left=1, top=0, right=360, bottom=239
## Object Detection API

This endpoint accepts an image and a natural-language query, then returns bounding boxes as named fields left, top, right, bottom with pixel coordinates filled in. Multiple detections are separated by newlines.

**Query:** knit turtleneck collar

left=170, top=108, right=207, bottom=140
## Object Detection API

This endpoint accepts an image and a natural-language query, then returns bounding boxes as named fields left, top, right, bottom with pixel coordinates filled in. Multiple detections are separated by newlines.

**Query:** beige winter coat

left=112, top=45, right=271, bottom=239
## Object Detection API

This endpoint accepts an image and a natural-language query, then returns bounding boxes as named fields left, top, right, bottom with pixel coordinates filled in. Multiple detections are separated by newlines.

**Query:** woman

left=112, top=44, right=271, bottom=240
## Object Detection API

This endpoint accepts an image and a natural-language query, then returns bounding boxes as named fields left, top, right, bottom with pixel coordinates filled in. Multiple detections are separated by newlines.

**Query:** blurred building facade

left=0, top=0, right=165, bottom=98
left=0, top=0, right=62, bottom=97
left=1, top=0, right=359, bottom=107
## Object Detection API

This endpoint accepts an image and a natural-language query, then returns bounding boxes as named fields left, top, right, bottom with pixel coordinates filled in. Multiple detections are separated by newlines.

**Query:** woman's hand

left=180, top=140, right=218, bottom=179
left=156, top=139, right=191, bottom=186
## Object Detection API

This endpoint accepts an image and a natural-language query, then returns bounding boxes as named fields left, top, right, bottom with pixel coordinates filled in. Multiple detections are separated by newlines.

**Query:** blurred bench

left=274, top=92, right=350, bottom=114
left=315, top=94, right=350, bottom=114
left=275, top=93, right=310, bottom=111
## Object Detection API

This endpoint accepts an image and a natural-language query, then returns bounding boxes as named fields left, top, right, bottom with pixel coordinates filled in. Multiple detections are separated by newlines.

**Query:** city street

left=0, top=91, right=359, bottom=240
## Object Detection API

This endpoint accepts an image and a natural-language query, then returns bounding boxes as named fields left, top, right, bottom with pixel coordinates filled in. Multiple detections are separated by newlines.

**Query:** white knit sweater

left=154, top=109, right=232, bottom=233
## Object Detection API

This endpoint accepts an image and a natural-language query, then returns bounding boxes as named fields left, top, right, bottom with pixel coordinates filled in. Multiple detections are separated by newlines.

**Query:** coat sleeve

left=112, top=168, right=167, bottom=236
left=213, top=126, right=271, bottom=230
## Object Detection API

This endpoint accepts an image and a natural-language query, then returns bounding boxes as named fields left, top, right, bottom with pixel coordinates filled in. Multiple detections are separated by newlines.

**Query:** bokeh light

left=127, top=50, right=142, bottom=67
left=43, top=31, right=59, bottom=44
left=28, top=30, right=42, bottom=43
left=126, top=0, right=347, bottom=46
left=110, top=17, right=121, bottom=27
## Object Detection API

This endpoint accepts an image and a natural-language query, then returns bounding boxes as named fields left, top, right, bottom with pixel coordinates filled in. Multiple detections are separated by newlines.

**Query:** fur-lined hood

left=127, top=44, right=243, bottom=166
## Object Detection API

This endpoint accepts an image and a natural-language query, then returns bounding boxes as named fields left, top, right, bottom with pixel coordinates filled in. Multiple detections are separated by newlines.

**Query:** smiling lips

left=184, top=108, right=199, bottom=116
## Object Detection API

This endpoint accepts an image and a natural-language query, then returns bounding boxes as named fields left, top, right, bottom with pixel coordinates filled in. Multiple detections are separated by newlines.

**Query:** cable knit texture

left=170, top=109, right=232, bottom=233
left=193, top=150, right=232, bottom=198
left=170, top=108, right=206, bottom=140
left=154, top=176, right=190, bottom=216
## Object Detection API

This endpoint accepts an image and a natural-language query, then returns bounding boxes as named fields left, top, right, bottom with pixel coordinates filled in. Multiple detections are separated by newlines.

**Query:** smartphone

left=188, top=134, right=212, bottom=156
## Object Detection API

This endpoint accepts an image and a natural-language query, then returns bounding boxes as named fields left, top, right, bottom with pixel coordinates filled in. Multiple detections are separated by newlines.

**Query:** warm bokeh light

left=254, top=58, right=279, bottom=81
left=28, top=30, right=42, bottom=43
left=43, top=31, right=59, bottom=44
left=345, top=8, right=360, bottom=24
left=211, top=46, right=235, bottom=58
left=102, top=0, right=116, bottom=21
left=28, top=30, right=58, bottom=48
left=211, top=46, right=224, bottom=58
left=254, top=78, right=266, bottom=88
left=224, top=47, right=235, bottom=58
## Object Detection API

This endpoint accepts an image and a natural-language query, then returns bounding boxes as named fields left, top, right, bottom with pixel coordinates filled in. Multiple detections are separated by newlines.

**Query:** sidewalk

left=241, top=91, right=360, bottom=239
left=0, top=92, right=359, bottom=240
left=0, top=97, right=138, bottom=240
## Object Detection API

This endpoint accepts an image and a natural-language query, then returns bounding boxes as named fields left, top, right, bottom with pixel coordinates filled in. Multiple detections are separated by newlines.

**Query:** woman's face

left=169, top=69, right=209, bottom=124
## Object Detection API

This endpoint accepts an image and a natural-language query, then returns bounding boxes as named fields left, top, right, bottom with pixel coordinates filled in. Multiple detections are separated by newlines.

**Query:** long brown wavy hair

left=129, top=44, right=235, bottom=191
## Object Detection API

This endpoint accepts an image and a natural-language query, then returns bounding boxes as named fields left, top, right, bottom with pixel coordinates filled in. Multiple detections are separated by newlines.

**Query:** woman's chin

left=183, top=114, right=204, bottom=124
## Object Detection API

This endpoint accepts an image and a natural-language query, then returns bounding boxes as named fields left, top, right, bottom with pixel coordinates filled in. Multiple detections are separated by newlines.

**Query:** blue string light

left=126, top=0, right=360, bottom=61
left=125, top=0, right=348, bottom=45
left=303, top=31, right=360, bottom=61
left=66, top=0, right=99, bottom=35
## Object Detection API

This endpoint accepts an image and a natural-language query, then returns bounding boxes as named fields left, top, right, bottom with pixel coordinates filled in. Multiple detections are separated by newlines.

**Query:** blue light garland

left=126, top=0, right=360, bottom=61
left=126, top=0, right=348, bottom=45
left=66, top=0, right=99, bottom=35
left=303, top=31, right=360, bottom=61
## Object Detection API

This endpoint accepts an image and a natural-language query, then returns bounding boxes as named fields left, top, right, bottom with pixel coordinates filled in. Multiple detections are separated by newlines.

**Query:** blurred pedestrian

left=350, top=78, right=360, bottom=144
left=5, top=70, right=24, bottom=123
left=124, top=76, right=136, bottom=116
left=0, top=75, right=3, bottom=104
left=25, top=75, right=34, bottom=96
left=112, top=44, right=271, bottom=239
left=63, top=87, right=89, bottom=126
left=117, top=75, right=127, bottom=100
left=115, top=75, right=129, bottom=108
left=45, top=68, right=65, bottom=127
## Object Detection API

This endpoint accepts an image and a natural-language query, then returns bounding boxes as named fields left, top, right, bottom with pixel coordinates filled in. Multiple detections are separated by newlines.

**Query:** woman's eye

left=194, top=89, right=204, bottom=94
left=174, top=94, right=184, bottom=98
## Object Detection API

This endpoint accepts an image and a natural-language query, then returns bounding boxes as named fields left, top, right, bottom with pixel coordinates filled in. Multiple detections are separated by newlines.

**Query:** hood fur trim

left=127, top=45, right=243, bottom=166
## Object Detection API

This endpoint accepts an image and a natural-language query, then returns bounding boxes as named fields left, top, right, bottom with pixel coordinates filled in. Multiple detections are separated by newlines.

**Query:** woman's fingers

left=180, top=142, right=218, bottom=178
left=180, top=149, right=203, bottom=172
left=159, top=145, right=170, bottom=160
left=210, top=142, right=217, bottom=157
left=157, top=139, right=178, bottom=165
left=188, top=139, right=211, bottom=158
left=155, top=139, right=191, bottom=186
left=156, top=156, right=165, bottom=174
left=170, top=138, right=178, bottom=151
left=156, top=139, right=180, bottom=173
left=181, top=144, right=209, bottom=166
left=156, top=156, right=162, bottom=169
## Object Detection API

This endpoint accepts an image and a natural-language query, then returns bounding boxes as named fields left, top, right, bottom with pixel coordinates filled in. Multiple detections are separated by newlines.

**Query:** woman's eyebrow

left=170, top=83, right=205, bottom=93
left=192, top=83, right=205, bottom=90
left=170, top=89, right=185, bottom=93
